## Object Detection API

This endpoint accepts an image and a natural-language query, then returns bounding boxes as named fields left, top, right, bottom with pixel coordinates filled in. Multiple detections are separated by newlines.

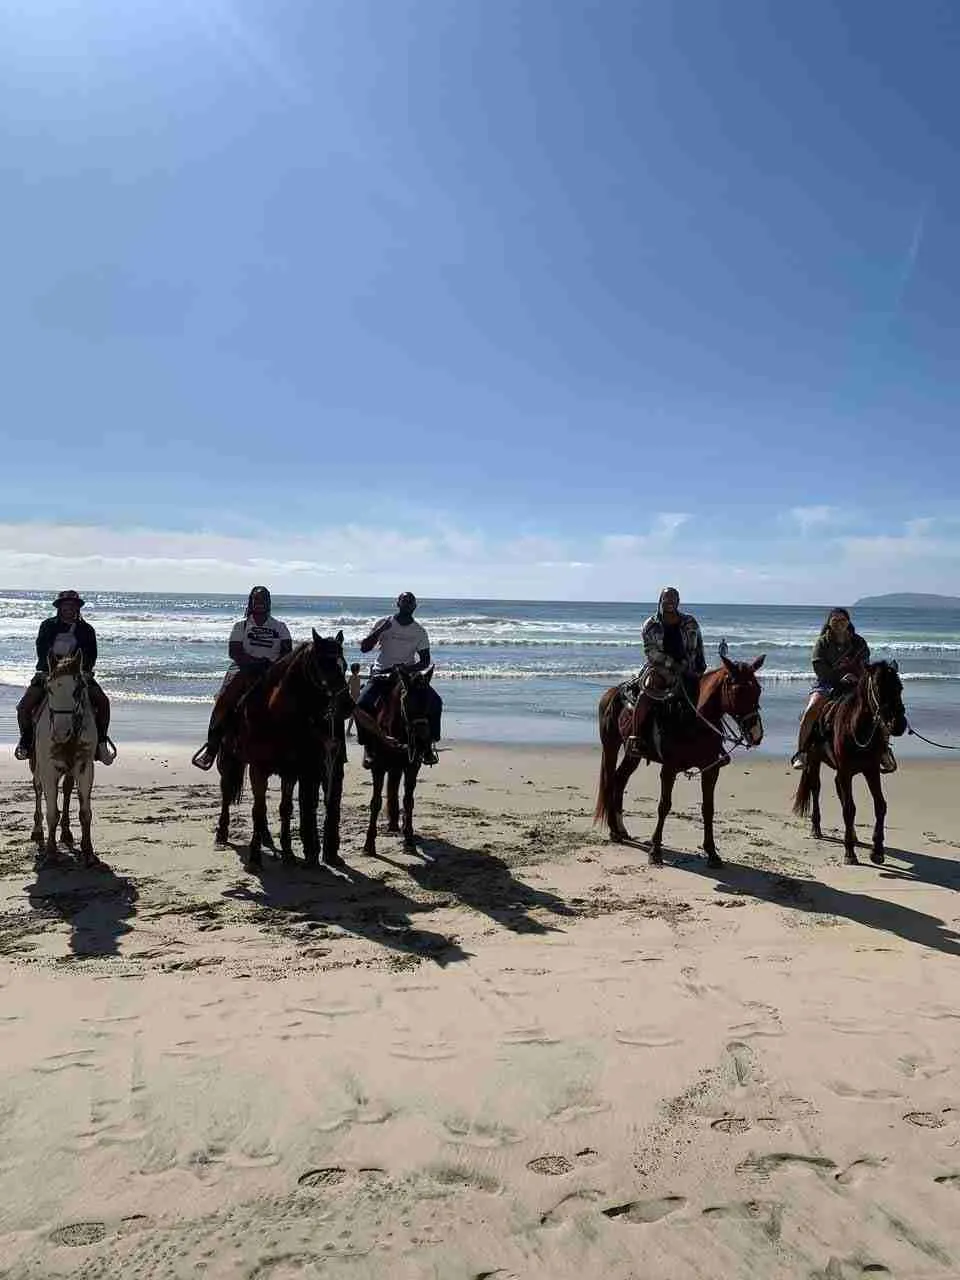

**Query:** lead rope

left=905, top=721, right=960, bottom=751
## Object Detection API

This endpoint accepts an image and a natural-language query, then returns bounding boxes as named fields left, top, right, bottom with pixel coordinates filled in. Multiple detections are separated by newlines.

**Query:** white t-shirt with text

left=228, top=615, right=292, bottom=670
left=370, top=617, right=430, bottom=673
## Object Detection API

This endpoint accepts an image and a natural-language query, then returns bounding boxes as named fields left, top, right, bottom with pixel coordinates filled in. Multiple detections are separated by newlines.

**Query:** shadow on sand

left=221, top=843, right=469, bottom=966
left=369, top=835, right=575, bottom=936
left=678, top=845, right=960, bottom=958
left=26, top=855, right=138, bottom=959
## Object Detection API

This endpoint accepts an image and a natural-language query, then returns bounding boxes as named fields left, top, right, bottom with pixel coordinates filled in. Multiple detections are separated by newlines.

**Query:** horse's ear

left=335, top=630, right=344, bottom=645
left=423, top=664, right=435, bottom=684
left=311, top=627, right=320, bottom=644
left=721, top=655, right=736, bottom=675
left=750, top=654, right=766, bottom=672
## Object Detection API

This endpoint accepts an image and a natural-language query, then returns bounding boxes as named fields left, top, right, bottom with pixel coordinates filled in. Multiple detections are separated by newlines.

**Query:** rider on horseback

left=355, top=592, right=442, bottom=767
left=791, top=607, right=896, bottom=772
left=15, top=590, right=114, bottom=765
left=192, top=586, right=292, bottom=771
left=628, top=587, right=707, bottom=747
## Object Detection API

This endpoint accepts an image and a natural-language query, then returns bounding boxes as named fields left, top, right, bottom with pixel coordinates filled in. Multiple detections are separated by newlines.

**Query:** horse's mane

left=831, top=662, right=890, bottom=750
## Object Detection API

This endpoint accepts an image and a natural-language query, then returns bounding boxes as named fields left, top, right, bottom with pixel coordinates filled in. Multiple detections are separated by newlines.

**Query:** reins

left=905, top=721, right=960, bottom=752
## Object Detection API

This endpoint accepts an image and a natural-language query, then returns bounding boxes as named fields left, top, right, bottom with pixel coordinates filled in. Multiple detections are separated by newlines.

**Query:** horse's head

left=865, top=660, right=907, bottom=738
left=718, top=654, right=766, bottom=746
left=306, top=628, right=348, bottom=701
left=396, top=664, right=435, bottom=761
left=44, top=651, right=87, bottom=744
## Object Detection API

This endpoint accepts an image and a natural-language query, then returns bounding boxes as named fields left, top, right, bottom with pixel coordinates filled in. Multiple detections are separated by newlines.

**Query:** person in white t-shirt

left=356, top=592, right=442, bottom=765
left=192, top=586, right=292, bottom=770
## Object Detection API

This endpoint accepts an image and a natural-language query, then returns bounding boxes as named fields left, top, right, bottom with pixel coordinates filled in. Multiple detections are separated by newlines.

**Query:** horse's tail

left=792, top=766, right=812, bottom=818
left=220, top=750, right=246, bottom=807
left=594, top=687, right=621, bottom=828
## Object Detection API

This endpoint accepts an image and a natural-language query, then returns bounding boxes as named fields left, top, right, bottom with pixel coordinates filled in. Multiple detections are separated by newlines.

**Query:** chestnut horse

left=215, top=631, right=351, bottom=870
left=362, top=666, right=435, bottom=856
left=792, top=660, right=907, bottom=865
left=595, top=655, right=766, bottom=867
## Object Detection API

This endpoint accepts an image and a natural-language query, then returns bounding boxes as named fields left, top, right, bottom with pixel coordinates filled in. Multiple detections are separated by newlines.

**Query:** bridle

left=677, top=665, right=763, bottom=777
left=397, top=669, right=431, bottom=764
left=852, top=663, right=902, bottom=749
left=45, top=664, right=87, bottom=743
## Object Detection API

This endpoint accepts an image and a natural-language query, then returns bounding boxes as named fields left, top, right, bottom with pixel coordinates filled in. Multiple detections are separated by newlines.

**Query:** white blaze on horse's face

left=46, top=667, right=84, bottom=744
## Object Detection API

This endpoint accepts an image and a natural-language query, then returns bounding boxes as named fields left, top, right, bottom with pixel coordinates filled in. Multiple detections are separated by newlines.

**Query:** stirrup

left=423, top=745, right=439, bottom=766
left=14, top=739, right=32, bottom=762
left=191, top=744, right=217, bottom=771
left=361, top=749, right=373, bottom=771
left=95, top=737, right=117, bottom=766
left=880, top=749, right=897, bottom=775
left=790, top=751, right=805, bottom=770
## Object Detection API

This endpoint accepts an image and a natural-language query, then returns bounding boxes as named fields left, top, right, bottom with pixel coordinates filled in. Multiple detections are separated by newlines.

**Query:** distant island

left=854, top=592, right=960, bottom=609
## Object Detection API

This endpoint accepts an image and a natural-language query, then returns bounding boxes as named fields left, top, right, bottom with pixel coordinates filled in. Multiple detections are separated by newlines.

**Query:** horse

left=595, top=653, right=766, bottom=867
left=31, top=651, right=99, bottom=866
left=792, top=660, right=907, bottom=865
left=215, top=631, right=351, bottom=870
left=362, top=665, right=436, bottom=857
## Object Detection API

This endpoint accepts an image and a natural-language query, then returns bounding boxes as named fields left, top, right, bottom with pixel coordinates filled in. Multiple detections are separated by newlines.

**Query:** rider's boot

left=95, top=738, right=117, bottom=766
left=192, top=735, right=221, bottom=771
left=880, top=743, right=898, bottom=774
left=14, top=732, right=32, bottom=762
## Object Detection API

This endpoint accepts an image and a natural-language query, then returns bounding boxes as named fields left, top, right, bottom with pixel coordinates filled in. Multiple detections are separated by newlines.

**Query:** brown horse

left=362, top=666, right=435, bottom=856
left=215, top=631, right=351, bottom=870
left=595, top=655, right=766, bottom=867
left=792, top=660, right=907, bottom=865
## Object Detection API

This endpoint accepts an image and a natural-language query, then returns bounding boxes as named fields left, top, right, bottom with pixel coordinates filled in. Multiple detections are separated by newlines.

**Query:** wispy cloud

left=787, top=505, right=842, bottom=535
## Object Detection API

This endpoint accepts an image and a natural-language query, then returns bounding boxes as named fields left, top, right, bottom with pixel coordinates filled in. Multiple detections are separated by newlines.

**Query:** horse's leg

left=279, top=777, right=295, bottom=864
left=700, top=767, right=723, bottom=869
left=649, top=767, right=678, bottom=867
left=60, top=774, right=75, bottom=847
left=610, top=755, right=641, bottom=842
left=864, top=765, right=887, bottom=865
left=363, top=762, right=386, bottom=856
left=248, top=765, right=269, bottom=868
left=402, top=762, right=419, bottom=849
left=299, top=773, right=321, bottom=868
left=835, top=770, right=858, bottom=865
left=43, top=770, right=60, bottom=859
left=809, top=758, right=823, bottom=840
left=77, top=763, right=95, bottom=863
left=31, top=765, right=43, bottom=847
left=321, top=753, right=346, bottom=870
left=386, top=768, right=401, bottom=833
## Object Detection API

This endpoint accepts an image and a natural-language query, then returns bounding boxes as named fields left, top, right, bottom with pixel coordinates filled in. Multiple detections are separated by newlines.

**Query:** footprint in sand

left=443, top=1117, right=522, bottom=1148
left=904, top=1111, right=946, bottom=1129
left=934, top=1174, right=960, bottom=1189
left=527, top=1155, right=574, bottom=1176
left=702, top=1200, right=782, bottom=1242
left=50, top=1222, right=108, bottom=1247
left=726, top=1041, right=761, bottom=1087
left=539, top=1190, right=606, bottom=1226
left=603, top=1196, right=687, bottom=1224
left=711, top=1116, right=751, bottom=1135
left=298, top=1167, right=347, bottom=1188
left=615, top=1029, right=681, bottom=1048
left=827, top=1082, right=902, bottom=1102
left=501, top=1026, right=559, bottom=1046
left=835, top=1157, right=887, bottom=1186
left=737, top=1152, right=836, bottom=1179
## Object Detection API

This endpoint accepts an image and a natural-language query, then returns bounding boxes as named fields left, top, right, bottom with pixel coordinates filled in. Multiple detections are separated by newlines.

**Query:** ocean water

left=2, top=591, right=960, bottom=758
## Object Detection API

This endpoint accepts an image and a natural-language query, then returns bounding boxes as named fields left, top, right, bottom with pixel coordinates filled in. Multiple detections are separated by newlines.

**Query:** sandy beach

left=2, top=743, right=960, bottom=1278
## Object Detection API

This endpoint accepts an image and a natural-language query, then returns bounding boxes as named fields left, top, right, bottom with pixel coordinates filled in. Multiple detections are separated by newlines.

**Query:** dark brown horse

left=362, top=666, right=435, bottom=856
left=792, top=660, right=907, bottom=865
left=595, top=655, right=766, bottom=867
left=215, top=631, right=351, bottom=870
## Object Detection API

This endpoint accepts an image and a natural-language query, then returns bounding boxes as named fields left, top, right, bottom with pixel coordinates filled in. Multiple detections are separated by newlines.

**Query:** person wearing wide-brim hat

left=14, top=590, right=115, bottom=764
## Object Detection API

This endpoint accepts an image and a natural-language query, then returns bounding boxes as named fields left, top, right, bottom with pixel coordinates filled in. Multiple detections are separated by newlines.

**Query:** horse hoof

left=870, top=850, right=885, bottom=865
left=323, top=852, right=348, bottom=871
left=706, top=853, right=724, bottom=869
left=362, top=842, right=376, bottom=856
left=844, top=852, right=859, bottom=866
left=303, top=854, right=320, bottom=869
left=812, top=827, right=823, bottom=841
left=648, top=849, right=663, bottom=868
left=248, top=850, right=262, bottom=869
left=387, top=824, right=401, bottom=835
left=403, top=836, right=416, bottom=851
left=60, top=832, right=75, bottom=848
left=280, top=850, right=295, bottom=866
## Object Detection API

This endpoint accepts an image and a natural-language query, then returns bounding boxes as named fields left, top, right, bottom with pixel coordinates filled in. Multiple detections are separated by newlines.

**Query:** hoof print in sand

left=904, top=1111, right=945, bottom=1129
left=602, top=1195, right=686, bottom=1224
left=297, top=1166, right=347, bottom=1188
left=51, top=1222, right=108, bottom=1247
left=527, top=1155, right=575, bottom=1176
left=711, top=1116, right=751, bottom=1135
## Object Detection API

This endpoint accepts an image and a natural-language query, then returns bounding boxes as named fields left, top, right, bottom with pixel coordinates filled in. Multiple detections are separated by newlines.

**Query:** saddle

left=618, top=671, right=694, bottom=762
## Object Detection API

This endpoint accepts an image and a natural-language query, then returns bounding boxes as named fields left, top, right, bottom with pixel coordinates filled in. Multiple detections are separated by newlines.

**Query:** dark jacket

left=35, top=617, right=98, bottom=672
left=811, top=631, right=869, bottom=687
left=642, top=610, right=706, bottom=676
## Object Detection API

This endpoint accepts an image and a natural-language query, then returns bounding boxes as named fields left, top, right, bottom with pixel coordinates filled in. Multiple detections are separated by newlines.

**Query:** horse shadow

left=679, top=851, right=960, bottom=958
left=812, top=837, right=960, bottom=891
left=26, top=857, right=138, bottom=959
left=368, top=835, right=575, bottom=936
left=220, top=844, right=470, bottom=967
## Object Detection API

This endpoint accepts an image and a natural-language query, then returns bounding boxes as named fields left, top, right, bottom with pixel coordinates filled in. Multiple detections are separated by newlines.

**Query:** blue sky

left=1, top=0, right=958, bottom=601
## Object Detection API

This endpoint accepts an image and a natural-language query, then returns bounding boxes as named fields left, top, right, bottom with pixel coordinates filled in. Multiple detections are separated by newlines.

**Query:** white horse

left=32, top=651, right=99, bottom=865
